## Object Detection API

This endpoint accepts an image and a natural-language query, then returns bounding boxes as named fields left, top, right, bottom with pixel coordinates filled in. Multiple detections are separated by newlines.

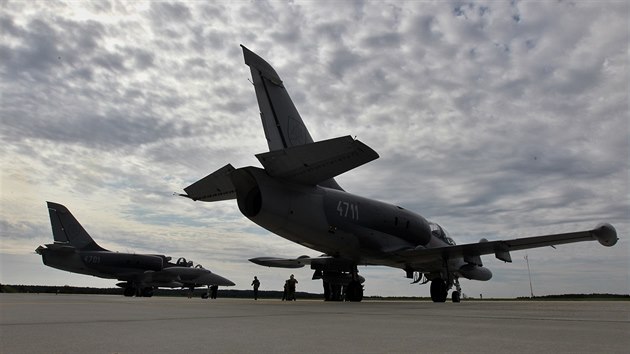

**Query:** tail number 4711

left=337, top=201, right=359, bottom=221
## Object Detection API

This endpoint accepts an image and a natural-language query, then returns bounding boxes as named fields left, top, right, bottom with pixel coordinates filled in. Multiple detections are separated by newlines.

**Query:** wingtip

left=593, top=223, right=618, bottom=247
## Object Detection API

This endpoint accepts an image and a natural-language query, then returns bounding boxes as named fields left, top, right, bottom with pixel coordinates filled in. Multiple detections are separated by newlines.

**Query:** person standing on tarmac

left=286, top=274, right=298, bottom=301
left=251, top=276, right=260, bottom=300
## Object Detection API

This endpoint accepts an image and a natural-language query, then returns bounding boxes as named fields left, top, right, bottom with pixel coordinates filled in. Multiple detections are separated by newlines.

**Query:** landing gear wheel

left=330, top=283, right=343, bottom=301
left=123, top=287, right=135, bottom=297
left=430, top=279, right=448, bottom=303
left=322, top=272, right=345, bottom=301
left=452, top=290, right=461, bottom=303
left=141, top=287, right=154, bottom=297
left=323, top=281, right=331, bottom=301
left=346, top=280, right=363, bottom=302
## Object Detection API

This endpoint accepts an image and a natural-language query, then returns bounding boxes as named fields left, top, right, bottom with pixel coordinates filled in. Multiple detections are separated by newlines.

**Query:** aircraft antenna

left=525, top=254, right=534, bottom=298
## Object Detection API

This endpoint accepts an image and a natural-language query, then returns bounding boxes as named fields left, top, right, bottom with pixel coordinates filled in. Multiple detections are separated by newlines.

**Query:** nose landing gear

left=452, top=277, right=461, bottom=303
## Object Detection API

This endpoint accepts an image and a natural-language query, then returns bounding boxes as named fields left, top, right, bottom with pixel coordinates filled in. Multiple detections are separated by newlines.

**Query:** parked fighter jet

left=181, top=45, right=618, bottom=302
left=36, top=202, right=235, bottom=297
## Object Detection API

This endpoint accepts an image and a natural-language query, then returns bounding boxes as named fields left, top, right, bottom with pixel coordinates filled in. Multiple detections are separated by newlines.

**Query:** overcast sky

left=1, top=1, right=628, bottom=298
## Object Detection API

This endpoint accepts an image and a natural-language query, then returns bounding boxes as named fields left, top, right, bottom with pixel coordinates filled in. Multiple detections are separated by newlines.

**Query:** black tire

left=141, top=287, right=154, bottom=297
left=123, top=287, right=135, bottom=297
left=452, top=290, right=461, bottom=303
left=331, top=283, right=343, bottom=301
left=323, top=281, right=331, bottom=301
left=346, top=281, right=363, bottom=302
left=430, top=279, right=447, bottom=303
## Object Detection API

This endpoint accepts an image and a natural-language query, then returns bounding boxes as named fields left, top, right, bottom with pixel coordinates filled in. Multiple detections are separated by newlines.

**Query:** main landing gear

left=346, top=279, right=364, bottom=302
left=318, top=268, right=364, bottom=302
left=429, top=277, right=461, bottom=303
left=122, top=285, right=154, bottom=297
left=430, top=278, right=448, bottom=302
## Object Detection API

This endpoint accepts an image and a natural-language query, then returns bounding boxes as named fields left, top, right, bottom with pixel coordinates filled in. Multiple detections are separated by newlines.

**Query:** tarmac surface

left=1, top=293, right=629, bottom=353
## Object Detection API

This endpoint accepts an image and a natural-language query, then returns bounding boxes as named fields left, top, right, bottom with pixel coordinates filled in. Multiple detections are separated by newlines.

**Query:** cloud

left=1, top=1, right=627, bottom=297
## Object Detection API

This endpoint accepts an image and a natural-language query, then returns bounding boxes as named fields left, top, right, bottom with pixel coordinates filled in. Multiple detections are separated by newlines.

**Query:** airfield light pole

left=525, top=254, right=534, bottom=298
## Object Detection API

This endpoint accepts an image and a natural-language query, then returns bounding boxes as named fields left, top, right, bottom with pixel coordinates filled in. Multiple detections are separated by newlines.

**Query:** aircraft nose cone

left=203, top=272, right=235, bottom=287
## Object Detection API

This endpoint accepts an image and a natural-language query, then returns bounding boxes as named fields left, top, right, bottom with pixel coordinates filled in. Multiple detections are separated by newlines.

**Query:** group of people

left=251, top=274, right=298, bottom=301
left=201, top=284, right=219, bottom=299
left=197, top=275, right=298, bottom=300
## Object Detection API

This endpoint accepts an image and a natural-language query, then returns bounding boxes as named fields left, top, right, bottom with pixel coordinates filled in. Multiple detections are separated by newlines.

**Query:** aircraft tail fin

left=241, top=45, right=343, bottom=190
left=46, top=202, right=106, bottom=251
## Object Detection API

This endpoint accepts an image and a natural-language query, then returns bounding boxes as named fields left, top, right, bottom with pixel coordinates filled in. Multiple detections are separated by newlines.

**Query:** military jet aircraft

left=181, top=45, right=618, bottom=302
left=36, top=202, right=235, bottom=297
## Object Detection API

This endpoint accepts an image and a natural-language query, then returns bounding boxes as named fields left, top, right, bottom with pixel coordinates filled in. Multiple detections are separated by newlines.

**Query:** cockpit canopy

left=429, top=222, right=456, bottom=245
left=176, top=257, right=194, bottom=267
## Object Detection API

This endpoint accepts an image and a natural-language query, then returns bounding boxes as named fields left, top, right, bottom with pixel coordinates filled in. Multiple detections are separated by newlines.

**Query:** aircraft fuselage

left=39, top=247, right=164, bottom=280
left=233, top=167, right=450, bottom=269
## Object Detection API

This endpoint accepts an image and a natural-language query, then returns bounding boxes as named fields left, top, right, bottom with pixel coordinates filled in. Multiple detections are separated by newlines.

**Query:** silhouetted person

left=251, top=276, right=260, bottom=300
left=286, top=274, right=298, bottom=301
left=210, top=285, right=218, bottom=299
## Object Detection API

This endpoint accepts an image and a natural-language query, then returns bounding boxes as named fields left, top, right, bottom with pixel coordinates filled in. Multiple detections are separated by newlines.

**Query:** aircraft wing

left=160, top=266, right=236, bottom=287
left=397, top=223, right=618, bottom=264
left=183, top=164, right=236, bottom=202
left=255, top=136, right=379, bottom=185
left=139, top=267, right=236, bottom=287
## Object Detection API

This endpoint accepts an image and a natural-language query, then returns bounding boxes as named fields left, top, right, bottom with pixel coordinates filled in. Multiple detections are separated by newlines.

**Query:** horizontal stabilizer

left=35, top=244, right=76, bottom=255
left=183, top=164, right=237, bottom=201
left=256, top=136, right=379, bottom=185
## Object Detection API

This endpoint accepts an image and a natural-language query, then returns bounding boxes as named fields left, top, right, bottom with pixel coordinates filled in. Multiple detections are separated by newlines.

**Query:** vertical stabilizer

left=241, top=45, right=343, bottom=190
left=46, top=202, right=105, bottom=251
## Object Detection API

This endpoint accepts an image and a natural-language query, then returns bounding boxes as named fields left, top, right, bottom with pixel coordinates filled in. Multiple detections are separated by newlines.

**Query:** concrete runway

left=1, top=294, right=628, bottom=353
